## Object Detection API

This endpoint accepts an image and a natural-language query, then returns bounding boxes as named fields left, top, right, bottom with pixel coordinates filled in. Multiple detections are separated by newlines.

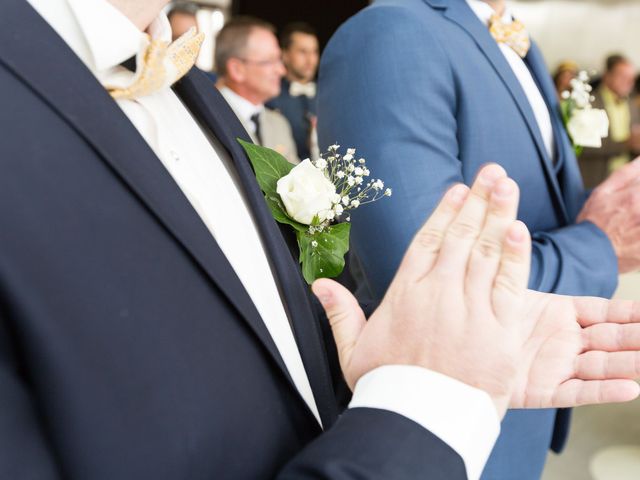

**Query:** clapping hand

left=314, top=164, right=640, bottom=417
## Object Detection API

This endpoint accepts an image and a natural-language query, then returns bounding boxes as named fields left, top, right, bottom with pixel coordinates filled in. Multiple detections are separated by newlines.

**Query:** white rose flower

left=276, top=159, right=337, bottom=225
left=567, top=108, right=609, bottom=148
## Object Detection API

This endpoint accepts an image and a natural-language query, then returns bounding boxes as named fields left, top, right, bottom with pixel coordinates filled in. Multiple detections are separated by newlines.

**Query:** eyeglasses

left=236, top=57, right=284, bottom=67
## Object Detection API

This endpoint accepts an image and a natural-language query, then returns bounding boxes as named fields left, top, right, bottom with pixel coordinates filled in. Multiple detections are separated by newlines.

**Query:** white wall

left=511, top=0, right=640, bottom=75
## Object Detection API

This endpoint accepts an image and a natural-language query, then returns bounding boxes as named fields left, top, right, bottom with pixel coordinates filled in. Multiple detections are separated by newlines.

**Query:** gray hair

left=215, top=16, right=276, bottom=77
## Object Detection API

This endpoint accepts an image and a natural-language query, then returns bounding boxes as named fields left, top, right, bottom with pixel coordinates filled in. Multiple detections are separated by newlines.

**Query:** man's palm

left=511, top=291, right=640, bottom=408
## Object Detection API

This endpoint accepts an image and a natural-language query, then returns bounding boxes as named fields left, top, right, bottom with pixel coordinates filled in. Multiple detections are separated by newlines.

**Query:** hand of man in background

left=578, top=158, right=640, bottom=273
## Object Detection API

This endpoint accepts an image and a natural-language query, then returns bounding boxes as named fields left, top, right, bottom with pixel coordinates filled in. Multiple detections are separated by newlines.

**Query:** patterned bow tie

left=289, top=81, right=316, bottom=98
left=107, top=28, right=204, bottom=100
left=488, top=14, right=530, bottom=58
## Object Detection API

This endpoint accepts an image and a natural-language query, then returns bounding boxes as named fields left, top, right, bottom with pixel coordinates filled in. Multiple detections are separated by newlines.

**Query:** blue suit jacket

left=0, top=1, right=466, bottom=478
left=318, top=0, right=618, bottom=472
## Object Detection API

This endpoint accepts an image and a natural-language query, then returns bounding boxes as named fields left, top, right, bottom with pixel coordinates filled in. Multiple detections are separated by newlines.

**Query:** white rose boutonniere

left=277, top=159, right=336, bottom=225
left=561, top=71, right=609, bottom=154
left=239, top=140, right=391, bottom=284
left=567, top=108, right=610, bottom=149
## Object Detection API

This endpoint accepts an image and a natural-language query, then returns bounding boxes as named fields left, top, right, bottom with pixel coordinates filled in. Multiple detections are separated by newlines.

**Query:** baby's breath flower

left=332, top=194, right=342, bottom=204
left=355, top=177, right=363, bottom=185
left=354, top=167, right=364, bottom=176
left=358, top=158, right=366, bottom=164
left=373, top=179, right=384, bottom=190
left=363, top=168, right=370, bottom=176
left=344, top=154, right=354, bottom=162
left=346, top=216, right=351, bottom=222
left=336, top=171, right=345, bottom=179
left=342, top=195, right=350, bottom=206
left=311, top=240, right=318, bottom=248
left=334, top=204, right=344, bottom=216
left=348, top=164, right=355, bottom=172
left=326, top=210, right=335, bottom=220
left=347, top=176, right=356, bottom=186
left=315, top=158, right=327, bottom=170
left=330, top=144, right=340, bottom=151
left=346, top=148, right=356, bottom=156
left=384, top=188, right=392, bottom=196
left=350, top=199, right=360, bottom=208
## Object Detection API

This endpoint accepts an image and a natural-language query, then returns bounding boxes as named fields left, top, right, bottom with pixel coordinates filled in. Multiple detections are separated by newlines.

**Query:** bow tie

left=289, top=81, right=316, bottom=98
left=107, top=28, right=204, bottom=100
left=488, top=14, right=530, bottom=58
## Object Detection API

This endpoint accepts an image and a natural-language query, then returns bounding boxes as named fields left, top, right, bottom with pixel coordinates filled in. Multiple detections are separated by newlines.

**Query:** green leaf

left=265, top=195, right=308, bottom=233
left=238, top=138, right=307, bottom=232
left=296, top=223, right=351, bottom=284
left=238, top=139, right=295, bottom=199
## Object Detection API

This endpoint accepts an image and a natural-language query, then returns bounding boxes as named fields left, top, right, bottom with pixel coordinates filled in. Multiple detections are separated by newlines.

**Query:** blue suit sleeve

left=317, top=5, right=618, bottom=299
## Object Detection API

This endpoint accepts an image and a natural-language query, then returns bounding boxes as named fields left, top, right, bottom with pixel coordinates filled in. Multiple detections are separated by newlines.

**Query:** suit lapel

left=437, top=0, right=568, bottom=222
left=174, top=72, right=339, bottom=428
left=0, top=0, right=310, bottom=413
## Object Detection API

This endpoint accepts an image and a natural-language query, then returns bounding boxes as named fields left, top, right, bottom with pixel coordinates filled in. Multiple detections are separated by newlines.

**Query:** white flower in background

left=567, top=108, right=609, bottom=148
left=346, top=148, right=356, bottom=156
left=277, top=159, right=336, bottom=225
left=561, top=71, right=609, bottom=150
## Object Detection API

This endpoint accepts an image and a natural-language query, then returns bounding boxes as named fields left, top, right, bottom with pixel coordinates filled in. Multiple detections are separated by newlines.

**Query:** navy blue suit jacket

left=318, top=0, right=619, bottom=476
left=0, top=1, right=467, bottom=479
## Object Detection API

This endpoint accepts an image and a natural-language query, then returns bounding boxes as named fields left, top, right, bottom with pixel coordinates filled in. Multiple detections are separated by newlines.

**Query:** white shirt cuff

left=349, top=365, right=501, bottom=480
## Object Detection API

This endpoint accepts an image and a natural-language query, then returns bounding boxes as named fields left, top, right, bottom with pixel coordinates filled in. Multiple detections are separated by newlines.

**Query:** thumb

left=312, top=278, right=366, bottom=387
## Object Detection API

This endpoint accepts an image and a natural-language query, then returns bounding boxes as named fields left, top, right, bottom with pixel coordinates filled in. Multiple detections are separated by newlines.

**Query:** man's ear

left=226, top=58, right=245, bottom=83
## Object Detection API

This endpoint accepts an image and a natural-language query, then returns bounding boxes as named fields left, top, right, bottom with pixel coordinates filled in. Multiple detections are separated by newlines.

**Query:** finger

left=582, top=323, right=640, bottom=352
left=466, top=177, right=520, bottom=303
left=573, top=297, right=640, bottom=327
left=598, top=157, right=640, bottom=193
left=398, top=183, right=469, bottom=281
left=312, top=278, right=366, bottom=389
left=551, top=379, right=640, bottom=407
left=433, top=164, right=507, bottom=277
left=574, top=350, right=640, bottom=380
left=492, top=221, right=531, bottom=322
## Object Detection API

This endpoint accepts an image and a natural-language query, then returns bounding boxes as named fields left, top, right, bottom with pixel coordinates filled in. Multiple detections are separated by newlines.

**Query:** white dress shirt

left=26, top=0, right=500, bottom=477
left=218, top=85, right=264, bottom=138
left=466, top=0, right=555, bottom=160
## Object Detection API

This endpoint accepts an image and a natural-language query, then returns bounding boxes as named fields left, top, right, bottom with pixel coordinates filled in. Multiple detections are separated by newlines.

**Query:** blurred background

left=169, top=1, right=640, bottom=478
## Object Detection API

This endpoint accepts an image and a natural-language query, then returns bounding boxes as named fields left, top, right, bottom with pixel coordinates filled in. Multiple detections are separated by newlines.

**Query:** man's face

left=169, top=12, right=198, bottom=41
left=606, top=62, right=636, bottom=98
left=282, top=32, right=319, bottom=83
left=238, top=28, right=286, bottom=102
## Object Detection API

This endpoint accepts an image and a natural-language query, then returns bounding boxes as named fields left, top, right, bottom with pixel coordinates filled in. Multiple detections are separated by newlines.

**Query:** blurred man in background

left=580, top=54, right=640, bottom=188
left=268, top=22, right=320, bottom=160
left=215, top=16, right=299, bottom=164
left=553, top=60, right=578, bottom=100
